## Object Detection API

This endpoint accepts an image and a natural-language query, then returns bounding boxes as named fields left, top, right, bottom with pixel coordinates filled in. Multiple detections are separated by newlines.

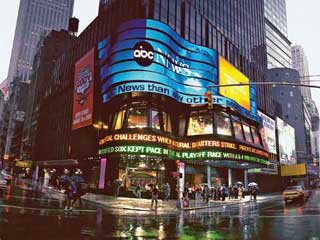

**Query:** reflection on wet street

left=0, top=180, right=319, bottom=239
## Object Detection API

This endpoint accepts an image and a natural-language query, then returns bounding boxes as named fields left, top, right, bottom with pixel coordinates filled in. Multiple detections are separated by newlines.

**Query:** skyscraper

left=3, top=0, right=74, bottom=161
left=6, top=0, right=74, bottom=86
left=291, top=45, right=311, bottom=99
left=264, top=0, right=292, bottom=69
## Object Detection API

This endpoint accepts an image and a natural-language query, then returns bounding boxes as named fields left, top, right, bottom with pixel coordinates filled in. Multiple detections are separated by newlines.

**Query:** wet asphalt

left=0, top=180, right=319, bottom=239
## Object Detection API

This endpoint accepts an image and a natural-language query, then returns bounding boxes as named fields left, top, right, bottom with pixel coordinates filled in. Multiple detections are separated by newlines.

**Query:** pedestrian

left=238, top=186, right=243, bottom=200
left=241, top=186, right=245, bottom=199
left=252, top=186, right=257, bottom=200
left=43, top=169, right=50, bottom=188
left=228, top=185, right=233, bottom=200
left=65, top=179, right=77, bottom=211
left=71, top=169, right=86, bottom=209
left=221, top=185, right=227, bottom=201
left=163, top=182, right=171, bottom=201
left=114, top=179, right=122, bottom=197
left=134, top=184, right=142, bottom=198
left=151, top=185, right=159, bottom=208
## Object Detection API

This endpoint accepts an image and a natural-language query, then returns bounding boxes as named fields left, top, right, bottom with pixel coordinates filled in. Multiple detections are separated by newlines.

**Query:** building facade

left=6, top=0, right=74, bottom=86
left=264, top=0, right=292, bottom=69
left=269, top=68, right=313, bottom=164
left=3, top=0, right=74, bottom=162
left=32, top=0, right=274, bottom=195
left=291, top=45, right=311, bottom=100
left=21, top=30, right=75, bottom=161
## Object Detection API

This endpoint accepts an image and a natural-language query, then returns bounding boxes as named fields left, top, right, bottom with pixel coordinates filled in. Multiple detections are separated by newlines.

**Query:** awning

left=15, top=160, right=34, bottom=168
left=35, top=159, right=79, bottom=167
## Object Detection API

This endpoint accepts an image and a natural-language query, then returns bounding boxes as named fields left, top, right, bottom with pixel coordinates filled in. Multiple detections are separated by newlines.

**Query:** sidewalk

left=16, top=178, right=282, bottom=214
left=81, top=192, right=282, bottom=213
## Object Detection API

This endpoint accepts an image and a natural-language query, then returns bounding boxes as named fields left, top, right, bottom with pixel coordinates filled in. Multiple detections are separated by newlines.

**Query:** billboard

left=219, top=56, right=250, bottom=111
left=276, top=117, right=297, bottom=165
left=97, top=19, right=260, bottom=123
left=281, top=164, right=306, bottom=176
left=258, top=111, right=277, bottom=154
left=72, top=48, right=95, bottom=130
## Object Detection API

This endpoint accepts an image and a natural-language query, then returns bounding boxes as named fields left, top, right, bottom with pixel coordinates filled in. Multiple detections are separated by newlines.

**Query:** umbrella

left=248, top=182, right=258, bottom=187
left=236, top=182, right=243, bottom=185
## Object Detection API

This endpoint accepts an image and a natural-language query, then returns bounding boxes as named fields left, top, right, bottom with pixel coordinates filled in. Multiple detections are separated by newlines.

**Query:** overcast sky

left=0, top=0, right=99, bottom=82
left=0, top=0, right=319, bottom=106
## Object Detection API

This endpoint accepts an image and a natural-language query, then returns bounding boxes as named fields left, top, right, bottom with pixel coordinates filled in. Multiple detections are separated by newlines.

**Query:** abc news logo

left=133, top=41, right=154, bottom=66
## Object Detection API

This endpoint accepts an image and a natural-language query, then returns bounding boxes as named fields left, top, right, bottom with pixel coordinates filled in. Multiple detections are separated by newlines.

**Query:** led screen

left=219, top=56, right=250, bottom=111
left=97, top=19, right=260, bottom=122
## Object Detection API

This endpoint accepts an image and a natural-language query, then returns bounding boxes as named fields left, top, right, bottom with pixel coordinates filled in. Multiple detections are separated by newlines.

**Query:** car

left=283, top=185, right=309, bottom=203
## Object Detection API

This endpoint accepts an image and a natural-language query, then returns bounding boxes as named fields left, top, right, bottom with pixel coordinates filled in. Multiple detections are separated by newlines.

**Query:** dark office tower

left=6, top=0, right=74, bottom=86
left=264, top=0, right=292, bottom=69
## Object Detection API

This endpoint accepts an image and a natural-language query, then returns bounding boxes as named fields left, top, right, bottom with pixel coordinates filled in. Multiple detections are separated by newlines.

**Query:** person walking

left=252, top=186, right=257, bottom=201
left=114, top=179, right=122, bottom=197
left=221, top=185, right=227, bottom=201
left=71, top=169, right=86, bottom=209
left=65, top=179, right=77, bottom=211
left=58, top=169, right=73, bottom=211
left=163, top=182, right=171, bottom=201
left=43, top=169, right=50, bottom=188
left=134, top=184, right=142, bottom=199
left=151, top=185, right=159, bottom=209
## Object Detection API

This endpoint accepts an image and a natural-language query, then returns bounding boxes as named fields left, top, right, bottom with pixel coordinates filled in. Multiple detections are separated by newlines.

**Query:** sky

left=286, top=0, right=320, bottom=108
left=0, top=0, right=99, bottom=82
left=0, top=0, right=319, bottom=107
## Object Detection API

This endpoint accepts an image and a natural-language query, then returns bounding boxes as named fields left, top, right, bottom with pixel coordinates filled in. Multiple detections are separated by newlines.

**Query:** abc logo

left=133, top=41, right=154, bottom=66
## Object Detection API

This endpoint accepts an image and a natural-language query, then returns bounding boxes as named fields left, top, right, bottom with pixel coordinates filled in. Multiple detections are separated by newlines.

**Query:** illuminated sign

left=97, top=19, right=260, bottom=123
left=72, top=48, right=95, bottom=130
left=98, top=144, right=268, bottom=165
left=133, top=41, right=154, bottom=66
left=280, top=164, right=306, bottom=176
left=276, top=117, right=297, bottom=165
left=219, top=56, right=250, bottom=111
left=98, top=132, right=269, bottom=164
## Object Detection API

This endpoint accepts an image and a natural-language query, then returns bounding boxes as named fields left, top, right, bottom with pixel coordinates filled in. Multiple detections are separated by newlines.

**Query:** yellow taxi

left=283, top=185, right=308, bottom=203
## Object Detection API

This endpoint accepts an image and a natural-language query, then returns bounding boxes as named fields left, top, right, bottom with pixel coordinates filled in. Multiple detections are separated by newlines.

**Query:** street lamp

left=93, top=121, right=109, bottom=130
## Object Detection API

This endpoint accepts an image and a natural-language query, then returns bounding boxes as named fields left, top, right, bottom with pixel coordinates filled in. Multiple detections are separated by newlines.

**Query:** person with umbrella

left=248, top=182, right=258, bottom=200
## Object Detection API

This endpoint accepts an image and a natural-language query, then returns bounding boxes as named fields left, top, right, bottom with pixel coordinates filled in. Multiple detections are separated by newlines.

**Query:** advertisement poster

left=258, top=111, right=277, bottom=154
left=276, top=117, right=297, bottom=165
left=219, top=56, right=250, bottom=111
left=0, top=80, right=9, bottom=100
left=72, top=48, right=95, bottom=130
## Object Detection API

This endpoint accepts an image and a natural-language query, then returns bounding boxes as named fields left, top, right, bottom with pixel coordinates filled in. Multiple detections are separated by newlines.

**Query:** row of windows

left=111, top=106, right=262, bottom=147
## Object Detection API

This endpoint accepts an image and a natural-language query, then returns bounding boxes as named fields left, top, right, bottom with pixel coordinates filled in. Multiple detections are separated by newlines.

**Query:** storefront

left=71, top=19, right=271, bottom=197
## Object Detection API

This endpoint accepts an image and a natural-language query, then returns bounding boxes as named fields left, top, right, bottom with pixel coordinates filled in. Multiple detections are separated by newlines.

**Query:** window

left=151, top=110, right=160, bottom=130
left=216, top=114, right=232, bottom=136
left=163, top=112, right=172, bottom=132
left=233, top=121, right=244, bottom=140
left=290, top=91, right=293, bottom=97
left=127, top=107, right=147, bottom=128
left=188, top=115, right=213, bottom=136
left=243, top=124, right=253, bottom=143
left=251, top=127, right=262, bottom=146
left=115, top=110, right=125, bottom=130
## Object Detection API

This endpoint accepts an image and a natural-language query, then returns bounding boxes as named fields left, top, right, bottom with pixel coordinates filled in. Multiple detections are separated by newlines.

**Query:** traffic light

left=205, top=91, right=213, bottom=109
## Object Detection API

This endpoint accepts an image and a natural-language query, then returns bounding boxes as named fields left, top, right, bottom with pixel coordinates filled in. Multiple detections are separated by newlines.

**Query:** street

left=0, top=180, right=318, bottom=239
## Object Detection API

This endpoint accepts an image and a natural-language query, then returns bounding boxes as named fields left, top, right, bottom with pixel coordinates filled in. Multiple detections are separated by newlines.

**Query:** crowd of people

left=181, top=183, right=259, bottom=207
